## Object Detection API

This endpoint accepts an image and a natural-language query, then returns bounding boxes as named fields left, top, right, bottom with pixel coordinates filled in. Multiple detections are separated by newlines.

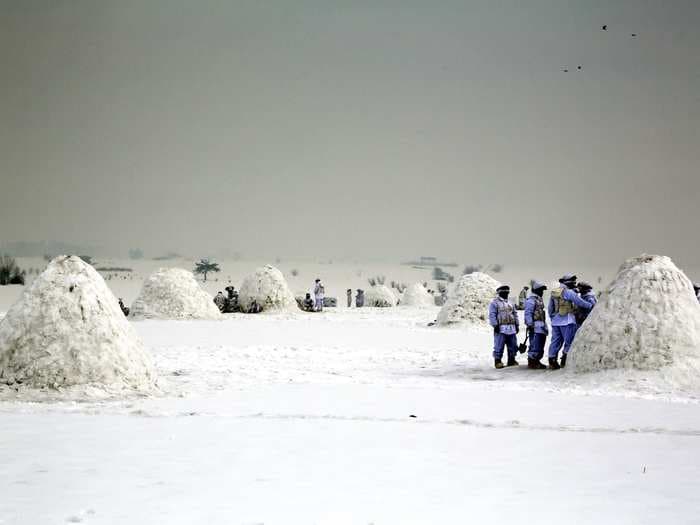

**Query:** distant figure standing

left=355, top=288, right=365, bottom=308
left=517, top=286, right=529, bottom=310
left=213, top=291, right=226, bottom=312
left=346, top=288, right=352, bottom=308
left=224, top=285, right=239, bottom=313
left=313, top=278, right=325, bottom=312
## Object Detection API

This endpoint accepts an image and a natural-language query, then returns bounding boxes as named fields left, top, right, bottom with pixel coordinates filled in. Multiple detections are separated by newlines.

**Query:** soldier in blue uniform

left=524, top=281, right=548, bottom=369
left=547, top=274, right=594, bottom=369
left=489, top=285, right=520, bottom=369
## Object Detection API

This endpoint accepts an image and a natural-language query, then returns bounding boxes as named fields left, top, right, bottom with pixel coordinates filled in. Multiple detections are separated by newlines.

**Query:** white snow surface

left=1, top=307, right=700, bottom=524
left=129, top=267, right=221, bottom=320
left=0, top=256, right=155, bottom=392
left=364, top=284, right=398, bottom=307
left=238, top=264, right=296, bottom=312
left=436, top=271, right=500, bottom=325
left=400, top=282, right=434, bottom=307
left=571, top=255, right=700, bottom=384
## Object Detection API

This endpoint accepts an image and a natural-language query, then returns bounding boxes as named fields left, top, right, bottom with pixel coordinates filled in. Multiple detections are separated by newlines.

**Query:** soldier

left=248, top=299, right=262, bottom=314
left=313, top=278, right=325, bottom=312
left=302, top=293, right=314, bottom=312
left=356, top=288, right=365, bottom=307
left=547, top=274, right=594, bottom=369
left=213, top=291, right=226, bottom=312
left=347, top=288, right=352, bottom=308
left=694, top=283, right=700, bottom=303
left=575, top=281, right=597, bottom=327
left=524, top=281, right=548, bottom=369
left=517, top=286, right=529, bottom=310
left=224, top=285, right=239, bottom=313
left=489, top=285, right=520, bottom=369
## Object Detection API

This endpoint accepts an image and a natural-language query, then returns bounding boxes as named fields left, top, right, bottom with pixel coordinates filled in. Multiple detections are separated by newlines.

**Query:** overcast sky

left=1, top=1, right=699, bottom=265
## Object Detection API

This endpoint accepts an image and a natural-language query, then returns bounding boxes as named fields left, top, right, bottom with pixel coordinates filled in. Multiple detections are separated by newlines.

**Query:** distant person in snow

left=302, top=293, right=314, bottom=312
left=355, top=288, right=365, bottom=308
left=694, top=283, right=700, bottom=303
left=524, top=282, right=548, bottom=369
left=575, top=281, right=597, bottom=327
left=118, top=298, right=130, bottom=317
left=517, top=286, right=529, bottom=310
left=224, top=285, right=239, bottom=313
left=489, top=285, right=520, bottom=369
left=213, top=291, right=226, bottom=312
left=347, top=288, right=352, bottom=308
left=547, top=274, right=594, bottom=369
left=313, top=278, right=325, bottom=311
left=247, top=299, right=262, bottom=314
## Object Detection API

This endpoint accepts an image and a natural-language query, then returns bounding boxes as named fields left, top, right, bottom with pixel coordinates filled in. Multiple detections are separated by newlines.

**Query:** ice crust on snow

left=570, top=254, right=700, bottom=375
left=364, top=285, right=398, bottom=307
left=0, top=255, right=155, bottom=390
left=436, top=272, right=500, bottom=326
left=130, top=268, right=221, bottom=320
left=400, top=283, right=434, bottom=307
left=239, top=265, right=297, bottom=312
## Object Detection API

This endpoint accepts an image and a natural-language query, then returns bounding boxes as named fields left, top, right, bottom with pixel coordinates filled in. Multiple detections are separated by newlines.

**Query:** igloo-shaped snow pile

left=129, top=268, right=221, bottom=320
left=0, top=255, right=155, bottom=391
left=401, top=283, right=435, bottom=307
left=436, top=272, right=500, bottom=326
left=239, top=265, right=296, bottom=313
left=570, top=254, right=700, bottom=374
left=364, top=285, right=398, bottom=307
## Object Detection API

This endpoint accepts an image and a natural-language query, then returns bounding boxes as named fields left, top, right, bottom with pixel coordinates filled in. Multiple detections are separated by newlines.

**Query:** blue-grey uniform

left=489, top=291, right=520, bottom=363
left=575, top=282, right=597, bottom=327
left=524, top=281, right=548, bottom=363
left=547, top=275, right=593, bottom=362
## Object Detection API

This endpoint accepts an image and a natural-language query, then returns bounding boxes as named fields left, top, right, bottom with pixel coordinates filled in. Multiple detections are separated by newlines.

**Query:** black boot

left=528, top=358, right=547, bottom=370
left=506, top=356, right=518, bottom=367
left=548, top=357, right=560, bottom=370
left=494, top=359, right=504, bottom=369
left=560, top=354, right=567, bottom=368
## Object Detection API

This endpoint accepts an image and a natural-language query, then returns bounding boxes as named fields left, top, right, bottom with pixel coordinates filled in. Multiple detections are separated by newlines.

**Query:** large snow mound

left=436, top=272, right=500, bottom=326
left=570, top=254, right=700, bottom=374
left=0, top=255, right=155, bottom=391
left=401, top=283, right=434, bottom=307
left=130, top=268, right=221, bottom=320
left=239, top=265, right=296, bottom=313
left=364, top=285, right=398, bottom=307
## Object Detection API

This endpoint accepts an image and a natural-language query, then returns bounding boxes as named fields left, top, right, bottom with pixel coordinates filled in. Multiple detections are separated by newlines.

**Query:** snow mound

left=0, top=255, right=155, bottom=391
left=570, top=254, right=700, bottom=375
left=364, top=285, right=398, bottom=307
left=401, top=283, right=434, bottom=307
left=239, top=265, right=296, bottom=313
left=130, top=268, right=221, bottom=320
left=436, top=272, right=500, bottom=325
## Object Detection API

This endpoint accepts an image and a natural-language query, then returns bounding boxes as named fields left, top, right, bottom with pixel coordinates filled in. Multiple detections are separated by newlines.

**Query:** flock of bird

left=562, top=24, right=637, bottom=73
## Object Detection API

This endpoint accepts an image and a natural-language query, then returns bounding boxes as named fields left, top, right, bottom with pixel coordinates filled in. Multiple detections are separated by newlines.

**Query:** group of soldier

left=488, top=274, right=598, bottom=370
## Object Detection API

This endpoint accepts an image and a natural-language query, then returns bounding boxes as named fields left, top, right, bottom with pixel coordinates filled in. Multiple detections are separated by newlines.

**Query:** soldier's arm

left=564, top=289, right=593, bottom=310
left=524, top=299, right=534, bottom=326
left=488, top=302, right=498, bottom=327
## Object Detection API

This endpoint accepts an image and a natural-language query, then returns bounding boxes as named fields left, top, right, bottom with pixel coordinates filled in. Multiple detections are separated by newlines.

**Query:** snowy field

left=2, top=258, right=700, bottom=524
left=2, top=302, right=700, bottom=524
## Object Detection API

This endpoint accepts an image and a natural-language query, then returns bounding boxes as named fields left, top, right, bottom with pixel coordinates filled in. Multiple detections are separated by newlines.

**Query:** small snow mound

left=364, top=285, right=398, bottom=307
left=436, top=272, right=500, bottom=325
left=570, top=254, right=700, bottom=376
left=239, top=265, right=296, bottom=313
left=130, top=268, right=221, bottom=320
left=401, top=283, right=434, bottom=307
left=0, top=255, right=155, bottom=391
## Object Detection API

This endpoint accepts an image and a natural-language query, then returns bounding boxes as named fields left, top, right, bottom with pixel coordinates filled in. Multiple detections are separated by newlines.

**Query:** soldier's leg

left=562, top=324, right=577, bottom=354
left=548, top=326, right=564, bottom=359
left=493, top=333, right=506, bottom=360
left=505, top=334, right=518, bottom=360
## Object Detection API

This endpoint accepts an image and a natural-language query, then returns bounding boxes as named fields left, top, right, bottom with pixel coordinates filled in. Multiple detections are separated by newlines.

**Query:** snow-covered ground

left=2, top=304, right=700, bottom=524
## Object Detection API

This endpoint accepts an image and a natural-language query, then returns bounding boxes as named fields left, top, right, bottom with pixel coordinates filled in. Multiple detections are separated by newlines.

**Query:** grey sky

left=1, top=1, right=699, bottom=265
